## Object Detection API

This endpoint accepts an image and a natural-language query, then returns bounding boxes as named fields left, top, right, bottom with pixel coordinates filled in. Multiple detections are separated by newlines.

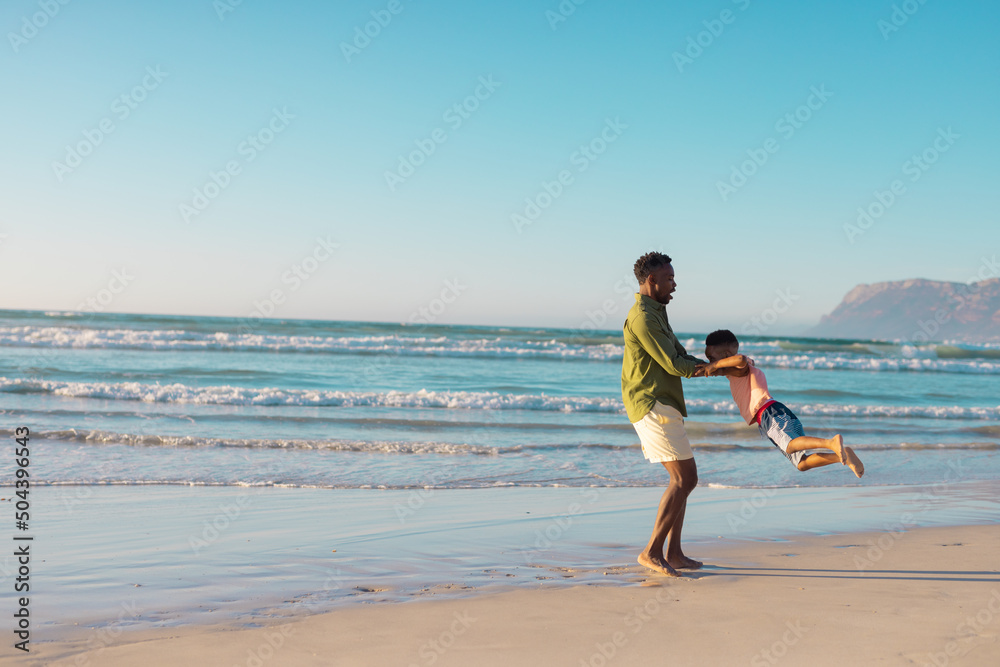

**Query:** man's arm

left=704, top=354, right=751, bottom=377
left=631, top=316, right=702, bottom=378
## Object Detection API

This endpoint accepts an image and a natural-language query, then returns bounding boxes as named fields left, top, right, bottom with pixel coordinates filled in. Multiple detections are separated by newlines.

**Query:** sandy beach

left=16, top=525, right=1000, bottom=666
left=4, top=482, right=999, bottom=666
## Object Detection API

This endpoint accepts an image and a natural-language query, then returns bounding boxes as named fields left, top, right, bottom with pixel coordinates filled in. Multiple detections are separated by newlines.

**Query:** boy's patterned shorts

left=757, top=401, right=807, bottom=467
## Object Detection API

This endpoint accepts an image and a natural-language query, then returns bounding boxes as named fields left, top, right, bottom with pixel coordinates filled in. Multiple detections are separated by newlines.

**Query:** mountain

left=806, top=277, right=1000, bottom=343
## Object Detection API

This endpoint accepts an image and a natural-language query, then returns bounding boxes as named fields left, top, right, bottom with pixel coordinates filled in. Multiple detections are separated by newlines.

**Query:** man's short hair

left=705, top=329, right=739, bottom=347
left=633, top=252, right=673, bottom=285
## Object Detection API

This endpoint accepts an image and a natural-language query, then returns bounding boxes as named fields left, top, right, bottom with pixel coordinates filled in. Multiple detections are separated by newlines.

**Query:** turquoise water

left=2, top=308, right=999, bottom=489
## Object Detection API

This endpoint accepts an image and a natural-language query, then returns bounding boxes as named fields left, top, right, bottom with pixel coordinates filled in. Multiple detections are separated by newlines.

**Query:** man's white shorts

left=631, top=401, right=694, bottom=463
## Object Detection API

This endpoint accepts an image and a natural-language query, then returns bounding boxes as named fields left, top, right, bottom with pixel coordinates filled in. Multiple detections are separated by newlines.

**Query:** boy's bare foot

left=638, top=552, right=682, bottom=577
left=668, top=555, right=703, bottom=570
left=828, top=434, right=847, bottom=464
left=844, top=447, right=865, bottom=478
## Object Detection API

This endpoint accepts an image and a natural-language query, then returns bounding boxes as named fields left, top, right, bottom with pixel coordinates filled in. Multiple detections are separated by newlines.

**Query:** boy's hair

left=633, top=252, right=672, bottom=284
left=705, top=329, right=739, bottom=347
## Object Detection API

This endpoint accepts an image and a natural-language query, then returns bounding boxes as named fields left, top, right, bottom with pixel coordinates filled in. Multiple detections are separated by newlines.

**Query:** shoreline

left=12, top=522, right=1000, bottom=666
left=2, top=481, right=998, bottom=633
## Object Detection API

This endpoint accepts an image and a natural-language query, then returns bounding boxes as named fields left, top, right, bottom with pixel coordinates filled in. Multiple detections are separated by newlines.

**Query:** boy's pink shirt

left=726, top=360, right=774, bottom=424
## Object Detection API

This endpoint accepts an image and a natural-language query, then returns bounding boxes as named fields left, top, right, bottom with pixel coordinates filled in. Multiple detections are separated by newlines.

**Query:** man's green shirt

left=621, top=293, right=702, bottom=422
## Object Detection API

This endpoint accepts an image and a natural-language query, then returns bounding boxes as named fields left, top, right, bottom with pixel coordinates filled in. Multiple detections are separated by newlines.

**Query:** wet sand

left=3, top=482, right=999, bottom=665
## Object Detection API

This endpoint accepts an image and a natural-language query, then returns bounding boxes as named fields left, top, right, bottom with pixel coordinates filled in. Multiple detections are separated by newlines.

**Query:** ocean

left=3, top=308, right=999, bottom=491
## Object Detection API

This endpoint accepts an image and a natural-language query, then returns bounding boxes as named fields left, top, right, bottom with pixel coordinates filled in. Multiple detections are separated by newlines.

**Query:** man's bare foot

left=638, top=552, right=682, bottom=577
left=828, top=434, right=847, bottom=464
left=844, top=446, right=865, bottom=478
left=668, top=555, right=703, bottom=570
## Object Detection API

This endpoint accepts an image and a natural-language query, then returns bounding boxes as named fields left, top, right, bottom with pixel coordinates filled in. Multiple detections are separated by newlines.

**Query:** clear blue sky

left=2, top=0, right=997, bottom=333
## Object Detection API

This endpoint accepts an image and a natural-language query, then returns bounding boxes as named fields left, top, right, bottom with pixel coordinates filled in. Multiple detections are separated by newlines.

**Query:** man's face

left=704, top=343, right=738, bottom=363
left=647, top=263, right=676, bottom=304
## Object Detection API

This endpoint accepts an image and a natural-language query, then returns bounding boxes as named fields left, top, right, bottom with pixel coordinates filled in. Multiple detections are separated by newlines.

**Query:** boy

left=701, top=329, right=864, bottom=478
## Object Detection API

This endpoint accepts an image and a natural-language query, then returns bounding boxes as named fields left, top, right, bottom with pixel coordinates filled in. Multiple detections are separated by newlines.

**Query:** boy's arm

left=631, top=315, right=702, bottom=378
left=704, top=354, right=751, bottom=377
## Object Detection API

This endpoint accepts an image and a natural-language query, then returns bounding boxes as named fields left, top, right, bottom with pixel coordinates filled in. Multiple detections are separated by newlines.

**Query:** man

left=622, top=252, right=706, bottom=577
